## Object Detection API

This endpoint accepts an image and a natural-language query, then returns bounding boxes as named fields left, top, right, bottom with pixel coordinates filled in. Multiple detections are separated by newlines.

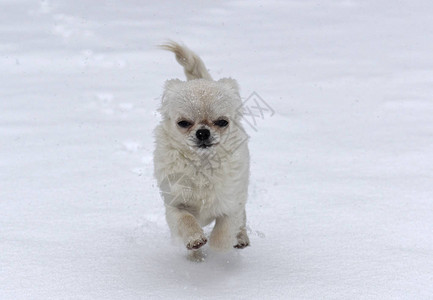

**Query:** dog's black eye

left=177, top=120, right=192, bottom=128
left=214, top=119, right=229, bottom=127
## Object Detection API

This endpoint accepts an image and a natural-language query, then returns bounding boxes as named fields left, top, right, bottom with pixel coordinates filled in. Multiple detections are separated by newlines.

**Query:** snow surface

left=1, top=0, right=433, bottom=299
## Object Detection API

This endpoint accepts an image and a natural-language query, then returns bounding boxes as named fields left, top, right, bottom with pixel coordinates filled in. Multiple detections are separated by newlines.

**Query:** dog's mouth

left=197, top=142, right=218, bottom=149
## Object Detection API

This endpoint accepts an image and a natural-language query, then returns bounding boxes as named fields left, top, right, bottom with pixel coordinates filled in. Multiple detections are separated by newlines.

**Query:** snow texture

left=1, top=0, right=433, bottom=299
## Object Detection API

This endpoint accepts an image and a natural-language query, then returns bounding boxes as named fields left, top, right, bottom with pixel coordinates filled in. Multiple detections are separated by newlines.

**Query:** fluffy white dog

left=154, top=42, right=250, bottom=257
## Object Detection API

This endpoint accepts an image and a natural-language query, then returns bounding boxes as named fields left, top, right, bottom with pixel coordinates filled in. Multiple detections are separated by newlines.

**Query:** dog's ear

left=164, top=79, right=183, bottom=92
left=218, top=78, right=242, bottom=112
left=218, top=78, right=243, bottom=119
left=160, top=79, right=184, bottom=118
left=218, top=78, right=239, bottom=94
left=162, top=79, right=183, bottom=104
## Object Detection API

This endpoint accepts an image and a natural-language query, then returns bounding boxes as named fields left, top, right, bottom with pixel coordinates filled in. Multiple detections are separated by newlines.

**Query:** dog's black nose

left=196, top=129, right=210, bottom=141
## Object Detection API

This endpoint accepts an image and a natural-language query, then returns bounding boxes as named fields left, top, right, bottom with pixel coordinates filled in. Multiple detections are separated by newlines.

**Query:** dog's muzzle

left=195, top=129, right=214, bottom=148
left=196, top=129, right=210, bottom=141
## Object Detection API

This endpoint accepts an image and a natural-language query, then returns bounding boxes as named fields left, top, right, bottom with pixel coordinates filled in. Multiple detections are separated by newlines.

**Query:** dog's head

left=159, top=78, right=244, bottom=153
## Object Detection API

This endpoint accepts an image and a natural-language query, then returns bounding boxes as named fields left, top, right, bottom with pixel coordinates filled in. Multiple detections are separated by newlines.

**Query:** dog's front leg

left=210, top=210, right=250, bottom=251
left=234, top=209, right=250, bottom=249
left=165, top=206, right=207, bottom=250
left=209, top=214, right=241, bottom=252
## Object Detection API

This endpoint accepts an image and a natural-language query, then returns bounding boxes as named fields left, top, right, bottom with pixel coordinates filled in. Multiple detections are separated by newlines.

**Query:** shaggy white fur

left=154, top=42, right=250, bottom=257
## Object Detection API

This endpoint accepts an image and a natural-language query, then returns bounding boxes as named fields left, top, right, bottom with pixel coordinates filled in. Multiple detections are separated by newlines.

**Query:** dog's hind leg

left=187, top=248, right=206, bottom=262
left=165, top=206, right=207, bottom=250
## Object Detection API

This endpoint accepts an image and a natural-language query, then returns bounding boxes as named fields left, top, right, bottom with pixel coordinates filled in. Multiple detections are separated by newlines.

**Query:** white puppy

left=154, top=42, right=250, bottom=256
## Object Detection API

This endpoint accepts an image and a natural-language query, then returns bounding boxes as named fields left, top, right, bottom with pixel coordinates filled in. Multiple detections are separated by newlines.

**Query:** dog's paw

left=187, top=249, right=207, bottom=262
left=234, top=241, right=249, bottom=249
left=234, top=231, right=250, bottom=249
left=186, top=233, right=207, bottom=250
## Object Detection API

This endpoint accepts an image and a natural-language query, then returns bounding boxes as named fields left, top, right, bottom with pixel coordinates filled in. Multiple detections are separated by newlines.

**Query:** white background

left=1, top=0, right=433, bottom=299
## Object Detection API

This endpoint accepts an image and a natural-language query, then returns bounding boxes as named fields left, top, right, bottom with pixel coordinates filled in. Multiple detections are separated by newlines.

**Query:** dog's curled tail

left=160, top=41, right=212, bottom=81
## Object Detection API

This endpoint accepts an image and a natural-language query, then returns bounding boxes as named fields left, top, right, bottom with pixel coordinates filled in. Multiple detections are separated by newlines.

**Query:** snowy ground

left=1, top=0, right=433, bottom=299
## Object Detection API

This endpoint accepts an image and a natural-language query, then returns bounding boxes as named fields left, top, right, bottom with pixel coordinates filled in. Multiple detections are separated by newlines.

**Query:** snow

left=1, top=0, right=433, bottom=298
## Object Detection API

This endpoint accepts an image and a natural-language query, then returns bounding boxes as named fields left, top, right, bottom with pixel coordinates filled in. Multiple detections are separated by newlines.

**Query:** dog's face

left=159, top=78, right=244, bottom=153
